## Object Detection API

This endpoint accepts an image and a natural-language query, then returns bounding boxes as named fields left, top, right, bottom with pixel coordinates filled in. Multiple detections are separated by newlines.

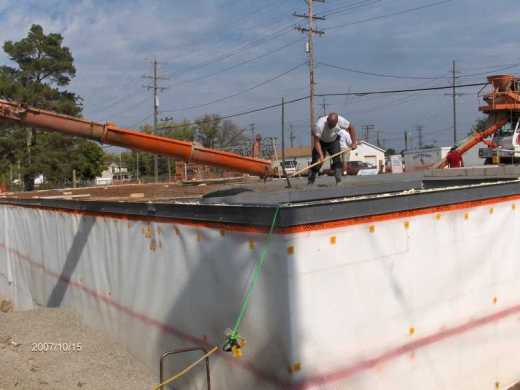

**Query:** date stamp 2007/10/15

left=31, top=342, right=82, bottom=352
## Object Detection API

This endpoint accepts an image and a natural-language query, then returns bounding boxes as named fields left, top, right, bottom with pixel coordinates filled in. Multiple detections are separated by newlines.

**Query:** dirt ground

left=0, top=179, right=249, bottom=202
left=0, top=302, right=155, bottom=390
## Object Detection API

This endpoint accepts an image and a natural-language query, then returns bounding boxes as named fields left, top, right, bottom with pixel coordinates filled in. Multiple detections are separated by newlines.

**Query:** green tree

left=0, top=24, right=106, bottom=190
left=71, top=140, right=107, bottom=180
left=117, top=117, right=248, bottom=181
left=385, top=148, right=396, bottom=156
left=195, top=114, right=221, bottom=148
left=3, top=24, right=76, bottom=86
left=217, top=119, right=248, bottom=150
left=161, top=119, right=196, bottom=142
left=193, top=115, right=247, bottom=150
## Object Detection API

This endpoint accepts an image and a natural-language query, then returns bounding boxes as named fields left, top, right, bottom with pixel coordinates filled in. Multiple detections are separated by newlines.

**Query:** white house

left=274, top=141, right=387, bottom=173
left=349, top=141, right=386, bottom=171
left=95, top=162, right=129, bottom=186
left=34, top=174, right=45, bottom=186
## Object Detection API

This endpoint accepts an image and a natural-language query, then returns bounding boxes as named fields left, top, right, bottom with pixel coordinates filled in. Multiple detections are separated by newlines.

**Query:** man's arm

left=313, top=134, right=324, bottom=161
left=348, top=124, right=358, bottom=150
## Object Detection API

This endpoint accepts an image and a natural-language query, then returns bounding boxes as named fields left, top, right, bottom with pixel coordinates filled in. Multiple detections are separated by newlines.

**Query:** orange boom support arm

left=0, top=99, right=274, bottom=177
left=435, top=74, right=520, bottom=169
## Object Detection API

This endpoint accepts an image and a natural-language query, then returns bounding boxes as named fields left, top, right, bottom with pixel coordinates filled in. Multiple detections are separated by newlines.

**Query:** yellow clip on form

left=231, top=345, right=242, bottom=358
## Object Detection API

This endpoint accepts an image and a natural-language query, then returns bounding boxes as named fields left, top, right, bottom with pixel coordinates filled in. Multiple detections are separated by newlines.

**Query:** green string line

left=229, top=206, right=281, bottom=340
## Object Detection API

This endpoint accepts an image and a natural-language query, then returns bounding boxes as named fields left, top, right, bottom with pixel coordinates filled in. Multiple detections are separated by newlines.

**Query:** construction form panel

left=1, top=189, right=520, bottom=389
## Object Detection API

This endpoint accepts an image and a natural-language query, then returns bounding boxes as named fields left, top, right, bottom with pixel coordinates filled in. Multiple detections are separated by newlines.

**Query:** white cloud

left=0, top=0, right=519, bottom=149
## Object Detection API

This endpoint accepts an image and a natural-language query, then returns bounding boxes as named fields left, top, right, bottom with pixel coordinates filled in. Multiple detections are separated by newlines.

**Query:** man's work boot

left=308, top=170, right=316, bottom=185
left=334, top=167, right=342, bottom=184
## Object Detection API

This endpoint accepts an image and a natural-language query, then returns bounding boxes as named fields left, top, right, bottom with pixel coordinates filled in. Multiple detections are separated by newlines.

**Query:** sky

left=0, top=0, right=519, bottom=151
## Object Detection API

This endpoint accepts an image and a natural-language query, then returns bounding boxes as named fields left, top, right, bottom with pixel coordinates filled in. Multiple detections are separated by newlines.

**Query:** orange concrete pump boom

left=0, top=99, right=274, bottom=177
left=435, top=74, right=520, bottom=168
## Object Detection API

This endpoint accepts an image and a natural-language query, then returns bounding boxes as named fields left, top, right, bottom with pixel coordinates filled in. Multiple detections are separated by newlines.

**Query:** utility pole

left=361, top=124, right=374, bottom=142
left=249, top=123, right=255, bottom=141
left=158, top=116, right=175, bottom=182
left=376, top=131, right=382, bottom=148
left=404, top=131, right=409, bottom=151
left=320, top=97, right=330, bottom=116
left=289, top=124, right=296, bottom=148
left=416, top=125, right=424, bottom=149
left=451, top=60, right=457, bottom=144
left=143, top=57, right=168, bottom=182
left=294, top=0, right=325, bottom=146
left=281, top=97, right=291, bottom=188
left=281, top=99, right=287, bottom=177
left=249, top=123, right=255, bottom=156
left=136, top=152, right=140, bottom=182
left=443, top=60, right=466, bottom=145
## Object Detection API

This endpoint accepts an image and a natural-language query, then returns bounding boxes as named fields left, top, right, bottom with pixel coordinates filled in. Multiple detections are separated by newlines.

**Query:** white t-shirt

left=313, top=115, right=351, bottom=143
left=338, top=129, right=352, bottom=149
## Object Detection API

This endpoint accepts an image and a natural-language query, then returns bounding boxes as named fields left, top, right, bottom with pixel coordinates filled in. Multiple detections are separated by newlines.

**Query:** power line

left=90, top=34, right=303, bottom=116
left=457, top=62, right=520, bottom=79
left=316, top=81, right=486, bottom=97
left=318, top=61, right=445, bottom=80
left=172, top=24, right=295, bottom=80
left=119, top=81, right=483, bottom=134
left=90, top=86, right=145, bottom=117
left=347, top=91, right=434, bottom=115
left=162, top=62, right=305, bottom=113
left=110, top=80, right=485, bottom=137
left=323, top=0, right=454, bottom=31
left=321, top=72, right=451, bottom=114
left=155, top=81, right=486, bottom=132
left=228, top=0, right=282, bottom=26
left=105, top=96, right=150, bottom=118
left=322, top=0, right=382, bottom=17
left=155, top=96, right=309, bottom=132
left=454, top=58, right=520, bottom=72
left=86, top=75, right=143, bottom=114
left=178, top=38, right=303, bottom=85
left=127, top=113, right=153, bottom=129
left=163, top=0, right=293, bottom=67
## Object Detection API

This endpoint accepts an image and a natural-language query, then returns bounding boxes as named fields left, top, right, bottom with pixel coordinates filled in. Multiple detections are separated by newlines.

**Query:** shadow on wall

left=47, top=215, right=96, bottom=307
left=157, top=226, right=292, bottom=389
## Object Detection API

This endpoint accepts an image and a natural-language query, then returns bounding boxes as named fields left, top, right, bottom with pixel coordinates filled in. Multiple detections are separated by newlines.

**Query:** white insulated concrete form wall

left=1, top=197, right=520, bottom=389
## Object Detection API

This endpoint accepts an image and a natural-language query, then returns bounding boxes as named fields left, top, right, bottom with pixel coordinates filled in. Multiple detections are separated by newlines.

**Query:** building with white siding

left=273, top=141, right=386, bottom=173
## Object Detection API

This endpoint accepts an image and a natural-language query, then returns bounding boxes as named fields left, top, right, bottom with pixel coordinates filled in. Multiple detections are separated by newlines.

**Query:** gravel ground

left=0, top=303, right=155, bottom=390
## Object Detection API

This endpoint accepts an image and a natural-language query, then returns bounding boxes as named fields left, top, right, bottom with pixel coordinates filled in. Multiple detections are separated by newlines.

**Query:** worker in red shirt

left=446, top=146, right=464, bottom=168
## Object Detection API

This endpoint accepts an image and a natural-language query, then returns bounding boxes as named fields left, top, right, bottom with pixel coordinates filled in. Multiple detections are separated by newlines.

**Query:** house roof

left=359, top=141, right=386, bottom=153
left=275, top=146, right=312, bottom=159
